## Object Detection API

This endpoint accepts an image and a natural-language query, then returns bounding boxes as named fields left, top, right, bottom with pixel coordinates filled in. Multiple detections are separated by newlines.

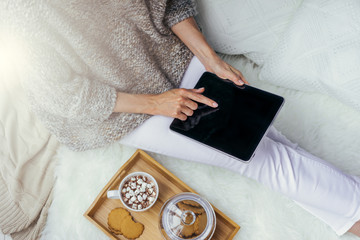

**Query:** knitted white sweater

left=2, top=0, right=196, bottom=151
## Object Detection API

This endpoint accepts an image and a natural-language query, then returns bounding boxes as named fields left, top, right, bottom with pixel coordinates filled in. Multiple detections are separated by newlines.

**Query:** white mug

left=107, top=171, right=159, bottom=212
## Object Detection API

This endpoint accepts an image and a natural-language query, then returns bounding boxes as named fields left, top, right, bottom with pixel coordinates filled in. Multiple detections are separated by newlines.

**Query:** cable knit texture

left=2, top=0, right=196, bottom=151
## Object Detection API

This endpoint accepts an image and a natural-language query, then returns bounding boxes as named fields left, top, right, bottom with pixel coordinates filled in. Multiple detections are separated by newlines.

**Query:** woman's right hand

left=148, top=88, right=218, bottom=121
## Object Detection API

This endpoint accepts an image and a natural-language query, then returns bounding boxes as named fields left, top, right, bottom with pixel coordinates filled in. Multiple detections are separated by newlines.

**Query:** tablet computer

left=169, top=72, right=284, bottom=162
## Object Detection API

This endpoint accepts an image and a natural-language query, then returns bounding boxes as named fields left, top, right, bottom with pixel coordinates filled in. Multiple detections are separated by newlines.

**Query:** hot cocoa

left=121, top=174, right=157, bottom=210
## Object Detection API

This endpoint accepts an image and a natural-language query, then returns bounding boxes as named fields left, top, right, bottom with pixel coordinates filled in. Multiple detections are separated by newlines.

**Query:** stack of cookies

left=107, top=208, right=144, bottom=239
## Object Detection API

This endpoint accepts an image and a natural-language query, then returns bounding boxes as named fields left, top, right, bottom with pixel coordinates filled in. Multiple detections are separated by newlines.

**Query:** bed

left=2, top=52, right=360, bottom=240
left=34, top=55, right=360, bottom=240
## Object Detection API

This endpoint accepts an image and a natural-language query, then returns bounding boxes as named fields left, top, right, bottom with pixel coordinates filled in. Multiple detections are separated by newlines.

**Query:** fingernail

left=213, top=102, right=218, bottom=107
left=238, top=80, right=244, bottom=85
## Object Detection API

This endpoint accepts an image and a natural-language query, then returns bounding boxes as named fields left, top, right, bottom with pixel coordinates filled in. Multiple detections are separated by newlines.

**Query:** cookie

left=108, top=225, right=122, bottom=235
left=182, top=200, right=202, bottom=208
left=107, top=208, right=130, bottom=234
left=176, top=201, right=205, bottom=215
left=196, top=214, right=207, bottom=235
left=179, top=217, right=200, bottom=239
left=120, top=215, right=145, bottom=239
left=107, top=207, right=144, bottom=239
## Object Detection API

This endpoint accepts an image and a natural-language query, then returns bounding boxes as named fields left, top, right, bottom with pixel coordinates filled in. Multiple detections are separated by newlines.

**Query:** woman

left=5, top=0, right=360, bottom=237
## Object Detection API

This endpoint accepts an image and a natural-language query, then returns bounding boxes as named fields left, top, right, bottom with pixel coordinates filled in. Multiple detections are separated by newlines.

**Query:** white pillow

left=259, top=0, right=360, bottom=111
left=195, top=0, right=301, bottom=65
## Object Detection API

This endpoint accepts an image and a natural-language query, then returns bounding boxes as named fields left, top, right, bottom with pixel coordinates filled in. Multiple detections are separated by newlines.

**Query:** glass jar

left=159, top=192, right=216, bottom=240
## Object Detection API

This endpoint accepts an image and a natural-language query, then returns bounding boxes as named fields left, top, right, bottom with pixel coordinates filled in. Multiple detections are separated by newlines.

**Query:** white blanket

left=0, top=56, right=59, bottom=240
left=260, top=0, right=360, bottom=112
left=41, top=55, right=360, bottom=240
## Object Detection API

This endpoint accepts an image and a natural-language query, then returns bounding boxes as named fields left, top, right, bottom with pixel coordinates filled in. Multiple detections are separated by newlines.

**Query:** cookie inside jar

left=159, top=193, right=216, bottom=240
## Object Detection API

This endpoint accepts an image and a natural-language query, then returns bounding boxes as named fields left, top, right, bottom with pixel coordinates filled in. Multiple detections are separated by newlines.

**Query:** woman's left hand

left=170, top=17, right=248, bottom=86
left=203, top=55, right=249, bottom=86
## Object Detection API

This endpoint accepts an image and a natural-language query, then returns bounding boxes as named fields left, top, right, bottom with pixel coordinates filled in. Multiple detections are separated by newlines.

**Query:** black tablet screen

left=170, top=72, right=284, bottom=161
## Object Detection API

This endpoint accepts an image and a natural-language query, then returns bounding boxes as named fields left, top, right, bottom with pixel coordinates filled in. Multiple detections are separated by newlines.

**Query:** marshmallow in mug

left=121, top=175, right=157, bottom=210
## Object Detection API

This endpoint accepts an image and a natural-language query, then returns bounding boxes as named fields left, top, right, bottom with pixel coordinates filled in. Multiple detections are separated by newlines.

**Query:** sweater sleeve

left=21, top=39, right=117, bottom=126
left=164, top=0, right=198, bottom=28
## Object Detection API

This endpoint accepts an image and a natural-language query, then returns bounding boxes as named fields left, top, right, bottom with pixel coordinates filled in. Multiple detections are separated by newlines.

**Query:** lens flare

left=0, top=33, right=27, bottom=81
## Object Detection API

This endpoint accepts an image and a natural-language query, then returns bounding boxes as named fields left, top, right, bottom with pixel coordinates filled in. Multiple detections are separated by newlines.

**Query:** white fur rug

left=41, top=56, right=360, bottom=240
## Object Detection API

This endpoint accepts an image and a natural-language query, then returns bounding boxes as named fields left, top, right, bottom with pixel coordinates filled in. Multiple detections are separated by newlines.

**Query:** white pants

left=120, top=57, right=360, bottom=235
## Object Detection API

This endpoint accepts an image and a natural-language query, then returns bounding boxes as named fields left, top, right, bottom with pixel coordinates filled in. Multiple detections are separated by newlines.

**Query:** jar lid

left=159, top=193, right=216, bottom=240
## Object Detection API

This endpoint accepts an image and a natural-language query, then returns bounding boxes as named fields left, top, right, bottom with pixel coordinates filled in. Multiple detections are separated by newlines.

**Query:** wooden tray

left=84, top=149, right=240, bottom=240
